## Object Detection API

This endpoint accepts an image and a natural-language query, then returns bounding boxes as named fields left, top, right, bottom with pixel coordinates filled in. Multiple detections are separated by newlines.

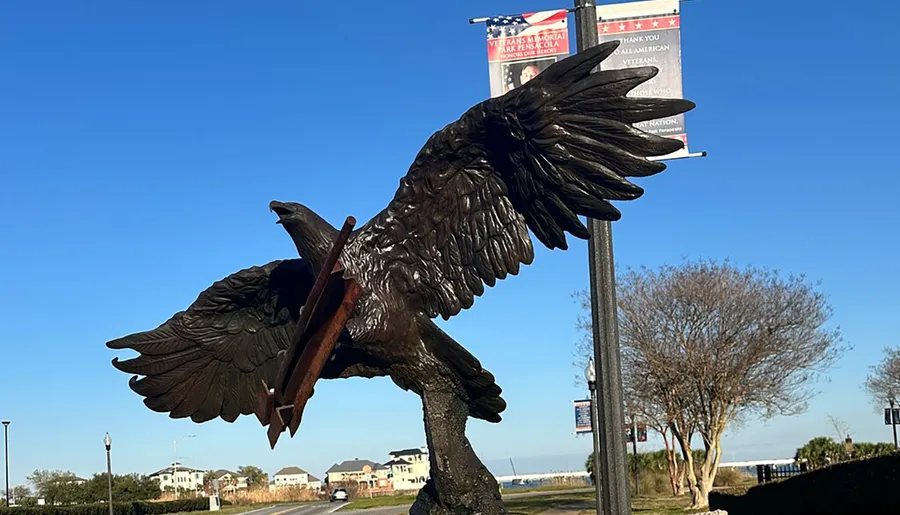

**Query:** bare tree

left=575, top=259, right=843, bottom=508
left=827, top=414, right=851, bottom=441
left=864, top=347, right=900, bottom=408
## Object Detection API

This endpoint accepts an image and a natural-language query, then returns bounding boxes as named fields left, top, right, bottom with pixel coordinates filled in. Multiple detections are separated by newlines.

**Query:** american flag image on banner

left=486, top=10, right=567, bottom=39
left=485, top=10, right=569, bottom=63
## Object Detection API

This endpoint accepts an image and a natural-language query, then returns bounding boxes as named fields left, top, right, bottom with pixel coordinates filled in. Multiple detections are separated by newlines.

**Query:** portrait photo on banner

left=499, top=57, right=558, bottom=94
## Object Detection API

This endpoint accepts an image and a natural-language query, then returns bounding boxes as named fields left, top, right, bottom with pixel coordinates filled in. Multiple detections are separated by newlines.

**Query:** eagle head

left=269, top=201, right=338, bottom=272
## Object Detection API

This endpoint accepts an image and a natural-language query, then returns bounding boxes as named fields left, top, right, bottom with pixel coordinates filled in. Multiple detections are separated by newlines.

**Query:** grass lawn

left=504, top=492, right=593, bottom=514
left=631, top=496, right=698, bottom=514
left=172, top=501, right=319, bottom=515
left=339, top=492, right=712, bottom=515
left=337, top=486, right=588, bottom=510
left=502, top=485, right=591, bottom=495
left=337, top=494, right=418, bottom=509
left=170, top=506, right=262, bottom=515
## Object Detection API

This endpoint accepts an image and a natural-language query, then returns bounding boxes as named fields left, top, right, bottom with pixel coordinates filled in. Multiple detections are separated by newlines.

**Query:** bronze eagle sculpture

left=107, top=41, right=694, bottom=514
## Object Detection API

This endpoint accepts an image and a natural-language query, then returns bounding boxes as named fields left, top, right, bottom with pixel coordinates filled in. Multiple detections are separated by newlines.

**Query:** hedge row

left=0, top=498, right=231, bottom=515
left=709, top=452, right=900, bottom=515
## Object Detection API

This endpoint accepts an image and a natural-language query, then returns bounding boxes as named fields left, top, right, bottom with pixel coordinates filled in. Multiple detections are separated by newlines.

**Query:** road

left=239, top=488, right=593, bottom=515
left=239, top=502, right=352, bottom=515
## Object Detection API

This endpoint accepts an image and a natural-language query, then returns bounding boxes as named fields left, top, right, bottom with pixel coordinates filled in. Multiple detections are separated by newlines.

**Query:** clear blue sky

left=1, top=0, right=898, bottom=487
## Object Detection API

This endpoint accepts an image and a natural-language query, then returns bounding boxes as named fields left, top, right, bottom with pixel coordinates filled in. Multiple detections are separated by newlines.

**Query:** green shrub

left=709, top=452, right=900, bottom=515
left=0, top=497, right=230, bottom=515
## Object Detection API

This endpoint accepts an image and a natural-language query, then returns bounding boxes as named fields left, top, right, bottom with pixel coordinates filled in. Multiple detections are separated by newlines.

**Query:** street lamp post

left=584, top=360, right=603, bottom=515
left=104, top=433, right=113, bottom=515
left=173, top=435, right=196, bottom=499
left=630, top=414, right=640, bottom=496
left=2, top=421, right=9, bottom=508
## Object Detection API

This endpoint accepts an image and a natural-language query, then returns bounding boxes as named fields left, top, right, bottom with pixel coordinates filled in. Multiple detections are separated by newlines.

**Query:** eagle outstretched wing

left=350, top=41, right=695, bottom=320
left=107, top=259, right=313, bottom=423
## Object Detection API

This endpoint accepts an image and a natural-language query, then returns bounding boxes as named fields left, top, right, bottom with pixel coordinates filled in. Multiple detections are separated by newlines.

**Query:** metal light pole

left=890, top=399, right=898, bottom=450
left=630, top=414, right=640, bottom=496
left=574, top=0, right=632, bottom=514
left=173, top=435, right=196, bottom=499
left=2, top=421, right=9, bottom=508
left=584, top=360, right=603, bottom=515
left=104, top=433, right=113, bottom=515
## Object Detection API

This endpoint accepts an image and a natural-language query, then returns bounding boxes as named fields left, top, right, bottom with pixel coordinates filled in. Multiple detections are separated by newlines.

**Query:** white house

left=211, top=470, right=248, bottom=493
left=271, top=466, right=319, bottom=490
left=148, top=462, right=205, bottom=493
left=386, top=447, right=429, bottom=491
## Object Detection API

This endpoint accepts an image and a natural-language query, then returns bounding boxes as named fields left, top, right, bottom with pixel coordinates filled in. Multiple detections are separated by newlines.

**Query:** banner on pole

left=575, top=399, right=592, bottom=434
left=887, top=408, right=900, bottom=425
left=596, top=0, right=691, bottom=159
left=626, top=422, right=648, bottom=442
left=485, top=10, right=570, bottom=99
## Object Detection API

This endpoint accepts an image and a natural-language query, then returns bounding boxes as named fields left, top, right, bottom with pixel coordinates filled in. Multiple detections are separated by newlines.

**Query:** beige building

left=385, top=448, right=429, bottom=491
left=325, top=459, right=390, bottom=490
left=306, top=475, right=323, bottom=491
left=211, top=470, right=248, bottom=493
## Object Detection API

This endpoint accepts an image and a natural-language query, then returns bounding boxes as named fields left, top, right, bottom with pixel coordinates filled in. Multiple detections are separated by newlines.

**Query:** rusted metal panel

left=255, top=216, right=362, bottom=449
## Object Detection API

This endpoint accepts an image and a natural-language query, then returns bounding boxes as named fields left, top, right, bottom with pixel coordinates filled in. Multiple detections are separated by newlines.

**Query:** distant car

left=330, top=488, right=348, bottom=502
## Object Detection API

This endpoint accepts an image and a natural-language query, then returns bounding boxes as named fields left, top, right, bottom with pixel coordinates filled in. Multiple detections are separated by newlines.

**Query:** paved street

left=240, top=502, right=353, bottom=515
left=238, top=487, right=593, bottom=515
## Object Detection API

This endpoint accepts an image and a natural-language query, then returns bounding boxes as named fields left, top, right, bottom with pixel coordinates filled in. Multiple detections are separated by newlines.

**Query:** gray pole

left=104, top=433, right=113, bottom=515
left=588, top=381, right=603, bottom=514
left=574, top=0, right=633, bottom=514
left=631, top=415, right=639, bottom=496
left=3, top=421, right=9, bottom=508
left=891, top=399, right=898, bottom=450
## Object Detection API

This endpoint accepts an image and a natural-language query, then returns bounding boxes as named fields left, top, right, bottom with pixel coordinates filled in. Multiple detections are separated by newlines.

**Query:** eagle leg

left=411, top=387, right=508, bottom=515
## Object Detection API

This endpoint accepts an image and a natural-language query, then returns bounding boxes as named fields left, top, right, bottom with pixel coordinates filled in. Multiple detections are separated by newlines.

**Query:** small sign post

left=575, top=400, right=593, bottom=434
left=885, top=399, right=899, bottom=449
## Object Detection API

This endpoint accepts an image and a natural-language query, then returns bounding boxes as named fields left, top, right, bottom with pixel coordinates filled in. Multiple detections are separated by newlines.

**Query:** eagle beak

left=269, top=201, right=295, bottom=224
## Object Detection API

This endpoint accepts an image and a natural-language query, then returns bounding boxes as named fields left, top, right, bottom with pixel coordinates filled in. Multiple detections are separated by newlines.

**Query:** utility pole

left=2, top=421, right=9, bottom=508
left=104, top=433, right=113, bottom=515
left=574, top=0, right=632, bottom=514
left=172, top=448, right=178, bottom=500
left=173, top=435, right=196, bottom=499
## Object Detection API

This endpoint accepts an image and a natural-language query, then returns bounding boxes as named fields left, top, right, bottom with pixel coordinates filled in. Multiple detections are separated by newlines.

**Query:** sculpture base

left=410, top=389, right=507, bottom=515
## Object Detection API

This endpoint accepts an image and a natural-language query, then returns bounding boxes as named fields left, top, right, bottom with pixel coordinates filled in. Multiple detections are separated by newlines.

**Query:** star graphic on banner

left=602, top=24, right=609, bottom=32
left=618, top=23, right=626, bottom=31
left=652, top=20, right=660, bottom=27
left=635, top=22, right=643, bottom=29
left=669, top=18, right=676, bottom=26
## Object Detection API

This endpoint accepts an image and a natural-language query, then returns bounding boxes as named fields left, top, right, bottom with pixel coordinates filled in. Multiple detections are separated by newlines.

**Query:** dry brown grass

left=155, top=492, right=203, bottom=502
left=224, top=487, right=323, bottom=505
left=713, top=467, right=755, bottom=488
